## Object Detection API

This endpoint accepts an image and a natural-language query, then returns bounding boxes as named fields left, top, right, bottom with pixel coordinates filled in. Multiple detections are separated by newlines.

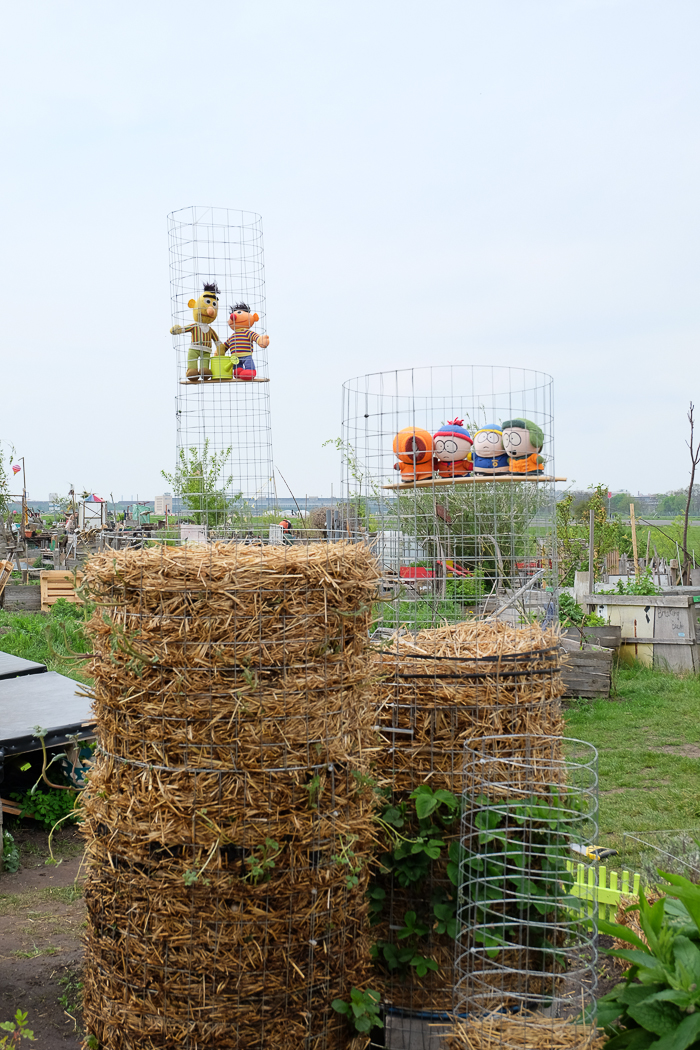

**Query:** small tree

left=161, top=440, right=235, bottom=528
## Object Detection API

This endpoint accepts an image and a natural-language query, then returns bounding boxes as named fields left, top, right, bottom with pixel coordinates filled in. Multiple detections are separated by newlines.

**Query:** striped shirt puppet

left=169, top=282, right=225, bottom=382
left=220, top=303, right=270, bottom=380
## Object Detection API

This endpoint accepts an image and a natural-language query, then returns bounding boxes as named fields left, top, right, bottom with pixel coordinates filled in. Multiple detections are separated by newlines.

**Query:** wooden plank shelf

left=382, top=474, right=567, bottom=490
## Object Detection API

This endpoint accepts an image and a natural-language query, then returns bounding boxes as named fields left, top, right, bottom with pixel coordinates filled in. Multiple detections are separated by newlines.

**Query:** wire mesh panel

left=453, top=734, right=598, bottom=1050
left=79, top=541, right=380, bottom=1050
left=168, top=207, right=274, bottom=532
left=341, top=366, right=558, bottom=633
left=367, top=620, right=565, bottom=1050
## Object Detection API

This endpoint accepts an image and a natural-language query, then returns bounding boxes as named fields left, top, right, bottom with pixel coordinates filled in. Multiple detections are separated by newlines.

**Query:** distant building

left=154, top=494, right=173, bottom=515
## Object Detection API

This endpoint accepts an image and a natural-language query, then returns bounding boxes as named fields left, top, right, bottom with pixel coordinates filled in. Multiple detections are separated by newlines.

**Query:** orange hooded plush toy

left=393, top=427, right=435, bottom=483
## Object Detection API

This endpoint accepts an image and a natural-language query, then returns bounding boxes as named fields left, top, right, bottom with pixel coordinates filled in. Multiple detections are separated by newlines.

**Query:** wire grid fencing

left=79, top=541, right=380, bottom=1050
left=168, top=207, right=275, bottom=535
left=454, top=734, right=598, bottom=1048
left=341, top=366, right=558, bottom=635
left=367, top=621, right=565, bottom=1050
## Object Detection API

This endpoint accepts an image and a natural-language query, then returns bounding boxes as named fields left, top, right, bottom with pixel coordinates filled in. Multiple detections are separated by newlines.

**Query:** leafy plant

left=161, top=439, right=236, bottom=528
left=594, top=872, right=700, bottom=1049
left=331, top=987, right=383, bottom=1035
left=370, top=785, right=461, bottom=979
left=332, top=834, right=363, bottom=889
left=10, top=787, right=79, bottom=832
left=243, top=838, right=281, bottom=884
left=599, top=571, right=664, bottom=597
left=2, top=830, right=20, bottom=873
left=462, top=792, right=579, bottom=959
left=559, top=592, right=607, bottom=629
left=0, top=1009, right=35, bottom=1046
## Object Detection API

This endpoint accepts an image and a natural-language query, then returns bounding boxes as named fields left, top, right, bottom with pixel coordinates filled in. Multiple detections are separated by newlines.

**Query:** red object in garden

left=399, top=566, right=435, bottom=580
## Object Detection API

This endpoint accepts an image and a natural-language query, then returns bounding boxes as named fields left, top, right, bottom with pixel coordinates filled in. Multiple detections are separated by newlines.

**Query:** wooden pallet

left=39, top=570, right=83, bottom=613
left=0, top=559, right=12, bottom=601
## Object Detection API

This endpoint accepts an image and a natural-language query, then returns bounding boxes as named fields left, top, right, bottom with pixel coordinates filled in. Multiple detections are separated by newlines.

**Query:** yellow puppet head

left=188, top=282, right=220, bottom=323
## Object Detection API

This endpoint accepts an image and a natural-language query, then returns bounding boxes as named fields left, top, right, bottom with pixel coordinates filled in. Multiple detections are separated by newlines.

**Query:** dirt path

left=0, top=826, right=85, bottom=1048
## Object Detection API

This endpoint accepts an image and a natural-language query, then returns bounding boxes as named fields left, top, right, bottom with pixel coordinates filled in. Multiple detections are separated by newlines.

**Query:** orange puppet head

left=393, top=427, right=434, bottom=465
left=229, top=301, right=260, bottom=329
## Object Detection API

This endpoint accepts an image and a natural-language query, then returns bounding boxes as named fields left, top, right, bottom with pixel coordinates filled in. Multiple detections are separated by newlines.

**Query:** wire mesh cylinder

left=80, top=542, right=380, bottom=1050
left=455, top=734, right=598, bottom=1025
left=168, top=206, right=274, bottom=529
left=341, top=366, right=557, bottom=633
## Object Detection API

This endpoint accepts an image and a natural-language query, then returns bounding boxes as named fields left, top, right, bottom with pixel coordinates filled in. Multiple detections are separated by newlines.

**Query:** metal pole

left=588, top=508, right=595, bottom=597
left=630, top=503, right=640, bottom=576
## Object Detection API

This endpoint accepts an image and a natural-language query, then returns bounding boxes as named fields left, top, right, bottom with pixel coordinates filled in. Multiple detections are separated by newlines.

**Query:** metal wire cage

left=341, top=366, right=559, bottom=633
left=168, top=207, right=275, bottom=534
left=455, top=734, right=599, bottom=1034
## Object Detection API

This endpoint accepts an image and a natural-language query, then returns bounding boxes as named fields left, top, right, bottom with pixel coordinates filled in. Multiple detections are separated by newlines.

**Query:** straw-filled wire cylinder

left=455, top=734, right=599, bottom=1045
left=367, top=621, right=565, bottom=1047
left=79, top=541, right=380, bottom=1050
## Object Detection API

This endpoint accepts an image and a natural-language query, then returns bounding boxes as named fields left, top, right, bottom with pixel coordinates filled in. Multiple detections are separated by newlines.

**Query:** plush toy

left=170, top=283, right=225, bottom=382
left=216, top=302, right=270, bottom=380
left=501, top=418, right=545, bottom=474
left=432, top=418, right=473, bottom=479
left=471, top=424, right=510, bottom=475
left=393, top=427, right=435, bottom=483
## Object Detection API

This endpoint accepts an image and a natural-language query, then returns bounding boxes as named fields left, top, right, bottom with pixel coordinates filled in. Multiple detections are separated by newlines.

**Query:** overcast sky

left=1, top=0, right=698, bottom=502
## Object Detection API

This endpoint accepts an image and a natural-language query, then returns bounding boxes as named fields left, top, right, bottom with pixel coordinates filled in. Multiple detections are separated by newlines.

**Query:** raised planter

left=564, top=625, right=621, bottom=649
left=584, top=593, right=700, bottom=672
left=560, top=638, right=613, bottom=699
left=1, top=585, right=42, bottom=612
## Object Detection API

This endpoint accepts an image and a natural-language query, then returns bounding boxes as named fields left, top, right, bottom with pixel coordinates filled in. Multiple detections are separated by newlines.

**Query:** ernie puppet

left=170, top=282, right=225, bottom=382
left=218, top=302, right=270, bottom=380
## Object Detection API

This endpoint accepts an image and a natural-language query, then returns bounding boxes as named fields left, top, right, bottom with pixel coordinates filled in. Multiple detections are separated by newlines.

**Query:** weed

left=2, top=831, right=20, bottom=873
left=58, top=969, right=84, bottom=1016
left=0, top=1009, right=35, bottom=1046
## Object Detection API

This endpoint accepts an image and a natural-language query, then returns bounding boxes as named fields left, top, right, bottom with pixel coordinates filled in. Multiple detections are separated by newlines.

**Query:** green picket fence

left=566, top=861, right=641, bottom=920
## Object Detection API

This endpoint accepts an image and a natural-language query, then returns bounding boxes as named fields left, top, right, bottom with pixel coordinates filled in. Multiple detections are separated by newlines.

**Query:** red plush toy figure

left=220, top=302, right=270, bottom=380
left=433, top=418, right=473, bottom=479
left=393, top=427, right=435, bottom=483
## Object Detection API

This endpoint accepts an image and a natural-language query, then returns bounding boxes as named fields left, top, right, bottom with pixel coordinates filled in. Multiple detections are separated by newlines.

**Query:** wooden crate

left=39, top=570, right=83, bottom=613
left=2, top=585, right=42, bottom=612
left=561, top=640, right=613, bottom=699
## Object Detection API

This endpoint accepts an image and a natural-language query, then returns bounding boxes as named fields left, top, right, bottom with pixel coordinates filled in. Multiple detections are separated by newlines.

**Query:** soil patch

left=0, top=824, right=84, bottom=1048
left=655, top=744, right=700, bottom=759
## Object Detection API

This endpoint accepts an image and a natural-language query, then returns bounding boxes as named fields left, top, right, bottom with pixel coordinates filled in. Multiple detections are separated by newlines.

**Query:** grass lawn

left=565, top=663, right=700, bottom=864
left=0, top=600, right=92, bottom=684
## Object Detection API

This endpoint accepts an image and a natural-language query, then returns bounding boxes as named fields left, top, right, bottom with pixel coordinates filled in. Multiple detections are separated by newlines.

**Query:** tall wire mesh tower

left=168, top=207, right=275, bottom=531
left=341, top=366, right=559, bottom=631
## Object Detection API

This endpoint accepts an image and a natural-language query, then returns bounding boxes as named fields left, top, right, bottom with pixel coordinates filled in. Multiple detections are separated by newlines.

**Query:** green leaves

left=332, top=988, right=383, bottom=1034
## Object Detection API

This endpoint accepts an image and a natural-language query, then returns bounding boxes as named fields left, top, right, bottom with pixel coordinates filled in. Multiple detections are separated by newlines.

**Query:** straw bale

left=445, top=1014, right=605, bottom=1050
left=80, top=542, right=380, bottom=1050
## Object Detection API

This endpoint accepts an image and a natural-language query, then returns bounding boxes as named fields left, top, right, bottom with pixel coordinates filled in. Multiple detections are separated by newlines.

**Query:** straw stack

left=79, top=541, right=380, bottom=1050
left=371, top=620, right=563, bottom=1012
left=445, top=1014, right=605, bottom=1050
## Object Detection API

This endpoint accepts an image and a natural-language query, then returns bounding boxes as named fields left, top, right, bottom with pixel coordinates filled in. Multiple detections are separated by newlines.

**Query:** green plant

left=10, top=786, right=79, bottom=831
left=559, top=592, right=606, bottom=628
left=332, top=834, right=363, bottom=889
left=331, top=987, right=383, bottom=1035
left=599, top=571, right=664, bottom=597
left=243, top=838, right=281, bottom=884
left=463, top=792, right=579, bottom=959
left=370, top=784, right=461, bottom=979
left=2, top=830, right=20, bottom=873
left=594, top=873, right=700, bottom=1049
left=161, top=439, right=236, bottom=528
left=0, top=1009, right=35, bottom=1046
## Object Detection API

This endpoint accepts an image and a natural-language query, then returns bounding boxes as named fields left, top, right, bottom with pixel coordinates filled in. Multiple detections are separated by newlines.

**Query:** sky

left=1, top=0, right=698, bottom=502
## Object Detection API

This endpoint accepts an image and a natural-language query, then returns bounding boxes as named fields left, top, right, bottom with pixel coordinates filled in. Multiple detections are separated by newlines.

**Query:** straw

left=80, top=541, right=380, bottom=1050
